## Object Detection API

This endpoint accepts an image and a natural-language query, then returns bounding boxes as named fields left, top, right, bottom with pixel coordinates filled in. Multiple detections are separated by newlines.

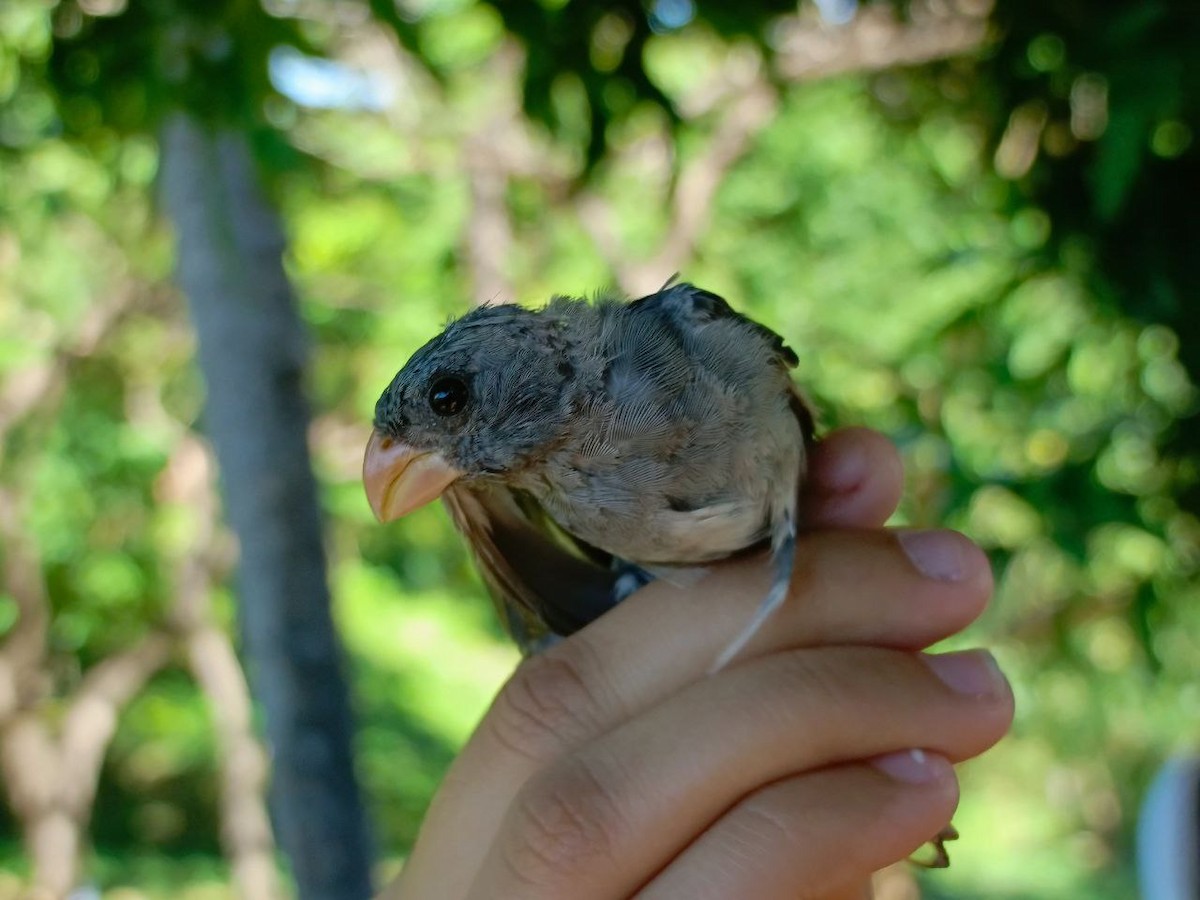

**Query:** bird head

left=364, top=304, right=575, bottom=522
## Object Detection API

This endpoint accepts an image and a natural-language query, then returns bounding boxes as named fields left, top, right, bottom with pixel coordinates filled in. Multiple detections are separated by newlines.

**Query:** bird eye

left=427, top=376, right=469, bottom=416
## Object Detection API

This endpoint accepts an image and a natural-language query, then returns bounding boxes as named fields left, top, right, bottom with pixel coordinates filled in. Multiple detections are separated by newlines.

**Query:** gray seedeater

left=363, top=281, right=815, bottom=668
left=364, top=280, right=960, bottom=866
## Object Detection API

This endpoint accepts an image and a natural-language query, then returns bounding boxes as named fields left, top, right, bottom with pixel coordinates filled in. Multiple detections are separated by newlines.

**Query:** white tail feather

left=708, top=523, right=796, bottom=674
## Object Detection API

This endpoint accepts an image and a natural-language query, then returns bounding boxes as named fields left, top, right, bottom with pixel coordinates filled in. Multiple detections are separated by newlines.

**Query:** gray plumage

left=371, top=282, right=815, bottom=664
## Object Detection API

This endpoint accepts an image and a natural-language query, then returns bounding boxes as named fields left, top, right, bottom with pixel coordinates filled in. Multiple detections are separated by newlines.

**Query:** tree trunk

left=26, top=809, right=81, bottom=899
left=0, top=713, right=80, bottom=898
left=159, top=113, right=374, bottom=900
left=187, top=622, right=283, bottom=900
left=0, top=625, right=173, bottom=899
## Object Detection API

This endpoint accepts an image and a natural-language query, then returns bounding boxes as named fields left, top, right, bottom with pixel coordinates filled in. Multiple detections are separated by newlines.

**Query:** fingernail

left=897, top=529, right=974, bottom=581
left=871, top=748, right=949, bottom=784
left=924, top=650, right=1007, bottom=698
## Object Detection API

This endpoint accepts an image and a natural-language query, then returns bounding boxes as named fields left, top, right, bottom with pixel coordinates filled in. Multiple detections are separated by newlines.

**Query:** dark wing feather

left=631, top=282, right=819, bottom=444
left=629, top=283, right=800, bottom=367
left=442, top=481, right=620, bottom=654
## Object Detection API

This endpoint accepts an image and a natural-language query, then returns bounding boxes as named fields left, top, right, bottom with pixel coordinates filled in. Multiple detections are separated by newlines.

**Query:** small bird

left=364, top=280, right=959, bottom=867
left=363, top=281, right=814, bottom=668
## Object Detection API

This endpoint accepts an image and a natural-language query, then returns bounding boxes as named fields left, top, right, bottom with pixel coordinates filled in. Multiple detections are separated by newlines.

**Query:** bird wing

left=628, top=283, right=819, bottom=669
left=630, top=281, right=799, bottom=362
left=630, top=281, right=817, bottom=442
left=442, top=480, right=621, bottom=654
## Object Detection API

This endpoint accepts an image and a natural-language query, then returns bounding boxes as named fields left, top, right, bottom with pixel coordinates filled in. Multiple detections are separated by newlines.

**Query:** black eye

left=428, top=376, right=469, bottom=416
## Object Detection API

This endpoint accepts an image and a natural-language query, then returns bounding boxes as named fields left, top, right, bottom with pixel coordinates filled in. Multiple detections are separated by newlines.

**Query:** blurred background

left=0, top=0, right=1197, bottom=897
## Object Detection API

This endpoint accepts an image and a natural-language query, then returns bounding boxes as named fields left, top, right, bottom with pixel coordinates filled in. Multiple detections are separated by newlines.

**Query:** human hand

left=380, top=428, right=1013, bottom=900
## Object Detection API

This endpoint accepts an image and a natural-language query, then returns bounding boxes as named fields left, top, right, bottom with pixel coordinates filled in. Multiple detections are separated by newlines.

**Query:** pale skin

left=380, top=428, right=1014, bottom=899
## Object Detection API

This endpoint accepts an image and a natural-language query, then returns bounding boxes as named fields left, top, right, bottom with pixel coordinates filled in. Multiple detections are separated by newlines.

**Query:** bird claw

left=910, top=823, right=959, bottom=869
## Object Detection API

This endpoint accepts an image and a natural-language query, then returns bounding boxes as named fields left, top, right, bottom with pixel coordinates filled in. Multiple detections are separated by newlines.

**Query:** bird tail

left=708, top=522, right=796, bottom=674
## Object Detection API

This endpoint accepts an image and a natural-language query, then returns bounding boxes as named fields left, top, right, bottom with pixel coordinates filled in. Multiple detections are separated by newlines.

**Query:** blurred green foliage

left=2, top=0, right=1198, bottom=897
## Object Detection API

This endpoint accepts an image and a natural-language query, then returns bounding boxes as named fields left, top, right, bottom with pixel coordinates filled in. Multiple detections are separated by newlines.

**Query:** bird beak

left=363, top=430, right=464, bottom=522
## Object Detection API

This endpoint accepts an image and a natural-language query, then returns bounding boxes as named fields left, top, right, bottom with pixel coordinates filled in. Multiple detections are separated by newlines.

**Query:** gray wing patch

left=629, top=283, right=800, bottom=368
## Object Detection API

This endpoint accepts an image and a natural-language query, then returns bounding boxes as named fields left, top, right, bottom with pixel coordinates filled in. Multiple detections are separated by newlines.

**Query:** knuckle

left=733, top=792, right=803, bottom=854
left=502, top=755, right=628, bottom=887
left=778, top=648, right=854, bottom=712
left=766, top=647, right=910, bottom=744
left=485, top=646, right=608, bottom=763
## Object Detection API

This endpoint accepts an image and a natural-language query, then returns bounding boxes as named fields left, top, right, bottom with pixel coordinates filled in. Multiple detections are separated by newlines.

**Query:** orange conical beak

left=363, top=430, right=464, bottom=522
